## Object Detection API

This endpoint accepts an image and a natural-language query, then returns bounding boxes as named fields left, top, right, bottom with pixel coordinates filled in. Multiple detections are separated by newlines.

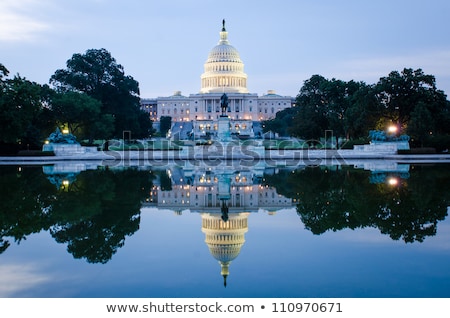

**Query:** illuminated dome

left=201, top=212, right=249, bottom=287
left=200, top=20, right=249, bottom=94
left=207, top=42, right=241, bottom=63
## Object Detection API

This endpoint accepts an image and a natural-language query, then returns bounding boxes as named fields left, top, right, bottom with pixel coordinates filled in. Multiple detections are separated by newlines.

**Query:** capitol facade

left=141, top=20, right=294, bottom=139
left=142, top=165, right=294, bottom=286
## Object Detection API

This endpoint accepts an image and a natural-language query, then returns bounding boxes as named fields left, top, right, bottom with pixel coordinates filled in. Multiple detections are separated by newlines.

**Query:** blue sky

left=1, top=0, right=450, bottom=98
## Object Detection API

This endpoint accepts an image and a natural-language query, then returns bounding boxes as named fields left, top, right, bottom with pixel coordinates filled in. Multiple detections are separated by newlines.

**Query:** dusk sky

left=1, top=0, right=449, bottom=98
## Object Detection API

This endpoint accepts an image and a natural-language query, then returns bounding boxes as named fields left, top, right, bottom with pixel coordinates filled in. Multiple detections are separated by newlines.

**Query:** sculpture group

left=369, top=130, right=410, bottom=142
left=47, top=127, right=78, bottom=144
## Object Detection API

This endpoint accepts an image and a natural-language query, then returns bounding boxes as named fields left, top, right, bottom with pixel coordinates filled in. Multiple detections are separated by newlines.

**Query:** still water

left=0, top=161, right=449, bottom=298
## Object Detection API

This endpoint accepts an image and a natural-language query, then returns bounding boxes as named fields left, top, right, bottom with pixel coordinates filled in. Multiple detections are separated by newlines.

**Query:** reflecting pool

left=0, top=161, right=449, bottom=297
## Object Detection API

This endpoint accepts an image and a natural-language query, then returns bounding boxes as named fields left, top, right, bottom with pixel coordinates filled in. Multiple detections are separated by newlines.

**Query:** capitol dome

left=207, top=42, right=241, bottom=63
left=200, top=20, right=249, bottom=94
left=201, top=212, right=249, bottom=287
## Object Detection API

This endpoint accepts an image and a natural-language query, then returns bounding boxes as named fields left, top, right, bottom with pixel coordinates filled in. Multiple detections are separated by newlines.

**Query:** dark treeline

left=0, top=166, right=154, bottom=263
left=263, top=69, right=450, bottom=150
left=0, top=49, right=153, bottom=154
left=263, top=165, right=450, bottom=243
left=2, top=52, right=450, bottom=154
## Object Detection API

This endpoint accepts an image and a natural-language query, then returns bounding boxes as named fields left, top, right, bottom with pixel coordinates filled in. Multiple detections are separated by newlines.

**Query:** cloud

left=0, top=0, right=50, bottom=42
left=0, top=263, right=51, bottom=297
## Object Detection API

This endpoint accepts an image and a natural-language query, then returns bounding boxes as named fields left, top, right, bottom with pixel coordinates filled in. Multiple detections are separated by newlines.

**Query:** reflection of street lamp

left=61, top=179, right=70, bottom=191
left=387, top=177, right=399, bottom=186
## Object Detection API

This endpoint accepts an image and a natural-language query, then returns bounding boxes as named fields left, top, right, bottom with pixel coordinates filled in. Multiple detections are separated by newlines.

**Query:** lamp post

left=387, top=125, right=398, bottom=135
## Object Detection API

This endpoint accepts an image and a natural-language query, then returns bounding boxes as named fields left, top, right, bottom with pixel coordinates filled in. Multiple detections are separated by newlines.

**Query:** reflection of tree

left=49, top=168, right=154, bottom=263
left=157, top=169, right=172, bottom=191
left=372, top=166, right=450, bottom=242
left=264, top=165, right=450, bottom=243
left=0, top=166, right=55, bottom=253
left=0, top=166, right=154, bottom=262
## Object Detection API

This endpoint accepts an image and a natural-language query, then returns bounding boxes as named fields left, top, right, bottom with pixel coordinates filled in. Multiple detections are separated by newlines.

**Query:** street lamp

left=387, top=125, right=398, bottom=134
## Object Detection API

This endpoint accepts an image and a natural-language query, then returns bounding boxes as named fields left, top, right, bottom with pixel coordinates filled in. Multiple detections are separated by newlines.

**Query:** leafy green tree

left=0, top=166, right=154, bottom=261
left=344, top=83, right=380, bottom=139
left=158, top=169, right=173, bottom=191
left=0, top=66, right=50, bottom=150
left=263, top=165, right=450, bottom=243
left=88, top=113, right=115, bottom=143
left=0, top=63, right=8, bottom=80
left=289, top=75, right=366, bottom=144
left=407, top=102, right=434, bottom=147
left=322, top=79, right=348, bottom=139
left=0, top=166, right=56, bottom=253
left=435, top=100, right=450, bottom=135
left=289, top=75, right=329, bottom=141
left=287, top=69, right=448, bottom=145
left=50, top=48, right=152, bottom=138
left=51, top=91, right=114, bottom=142
left=375, top=68, right=446, bottom=133
left=49, top=168, right=154, bottom=263
left=52, top=91, right=102, bottom=135
left=159, top=116, right=172, bottom=137
left=262, top=106, right=298, bottom=137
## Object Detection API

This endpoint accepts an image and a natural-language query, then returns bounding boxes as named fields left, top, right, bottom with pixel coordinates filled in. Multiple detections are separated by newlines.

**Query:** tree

left=52, top=91, right=101, bottom=136
left=375, top=68, right=445, bottom=133
left=322, top=78, right=365, bottom=145
left=0, top=166, right=56, bottom=254
left=289, top=75, right=329, bottom=141
left=159, top=116, right=172, bottom=137
left=262, top=106, right=298, bottom=137
left=49, top=168, right=154, bottom=263
left=289, top=75, right=366, bottom=144
left=345, top=83, right=381, bottom=139
left=435, top=100, right=450, bottom=135
left=288, top=69, right=449, bottom=145
left=0, top=166, right=154, bottom=261
left=263, top=165, right=450, bottom=243
left=88, top=113, right=115, bottom=142
left=0, top=67, right=50, bottom=150
left=0, top=63, right=8, bottom=80
left=407, top=102, right=434, bottom=147
left=0, top=76, right=39, bottom=142
left=51, top=91, right=114, bottom=142
left=50, top=48, right=152, bottom=138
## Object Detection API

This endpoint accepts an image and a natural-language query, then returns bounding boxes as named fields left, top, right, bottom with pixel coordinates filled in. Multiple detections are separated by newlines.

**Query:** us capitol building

left=143, top=165, right=294, bottom=287
left=140, top=20, right=294, bottom=139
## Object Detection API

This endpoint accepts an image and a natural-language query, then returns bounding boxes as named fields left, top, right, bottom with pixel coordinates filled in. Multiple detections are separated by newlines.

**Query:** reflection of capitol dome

left=200, top=20, right=249, bottom=94
left=201, top=212, right=249, bottom=287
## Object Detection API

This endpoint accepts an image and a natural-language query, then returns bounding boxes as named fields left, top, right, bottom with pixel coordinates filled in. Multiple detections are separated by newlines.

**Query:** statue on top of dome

left=222, top=19, right=226, bottom=31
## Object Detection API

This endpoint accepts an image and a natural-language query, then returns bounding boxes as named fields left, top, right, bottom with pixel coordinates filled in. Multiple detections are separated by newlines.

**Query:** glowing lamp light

left=387, top=125, right=398, bottom=134
left=387, top=177, right=399, bottom=186
left=62, top=129, right=69, bottom=134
